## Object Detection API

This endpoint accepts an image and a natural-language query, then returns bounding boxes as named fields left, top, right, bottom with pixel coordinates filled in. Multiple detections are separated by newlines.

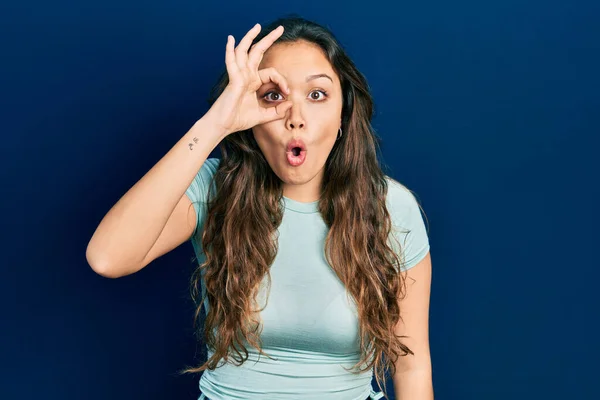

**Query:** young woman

left=87, top=15, right=433, bottom=400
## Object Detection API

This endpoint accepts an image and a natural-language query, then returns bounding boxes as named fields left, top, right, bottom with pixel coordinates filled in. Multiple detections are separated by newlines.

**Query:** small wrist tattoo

left=188, top=136, right=199, bottom=150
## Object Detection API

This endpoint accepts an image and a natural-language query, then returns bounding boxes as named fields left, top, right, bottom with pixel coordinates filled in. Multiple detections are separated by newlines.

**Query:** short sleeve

left=185, top=157, right=220, bottom=241
left=385, top=177, right=431, bottom=272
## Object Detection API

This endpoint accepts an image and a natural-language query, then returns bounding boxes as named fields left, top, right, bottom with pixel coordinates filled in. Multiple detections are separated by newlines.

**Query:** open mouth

left=285, top=138, right=307, bottom=166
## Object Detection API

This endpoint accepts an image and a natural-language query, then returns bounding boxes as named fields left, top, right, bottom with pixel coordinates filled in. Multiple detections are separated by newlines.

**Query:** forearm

left=393, top=368, right=434, bottom=400
left=86, top=114, right=225, bottom=277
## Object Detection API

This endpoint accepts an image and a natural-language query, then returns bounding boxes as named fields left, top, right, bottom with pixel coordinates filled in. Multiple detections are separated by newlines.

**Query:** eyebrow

left=306, top=73, right=333, bottom=83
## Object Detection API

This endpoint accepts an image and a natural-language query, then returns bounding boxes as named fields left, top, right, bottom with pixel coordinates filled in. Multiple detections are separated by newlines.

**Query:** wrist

left=197, top=110, right=230, bottom=142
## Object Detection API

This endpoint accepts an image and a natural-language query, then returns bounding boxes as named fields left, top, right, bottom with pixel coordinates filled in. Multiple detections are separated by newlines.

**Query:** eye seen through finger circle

left=261, top=89, right=329, bottom=102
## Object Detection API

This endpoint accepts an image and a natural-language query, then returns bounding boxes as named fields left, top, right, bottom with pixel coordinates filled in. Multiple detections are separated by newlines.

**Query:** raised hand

left=207, top=23, right=293, bottom=136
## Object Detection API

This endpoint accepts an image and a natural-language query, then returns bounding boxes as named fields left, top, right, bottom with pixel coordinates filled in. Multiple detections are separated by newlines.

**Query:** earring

left=337, top=127, right=343, bottom=140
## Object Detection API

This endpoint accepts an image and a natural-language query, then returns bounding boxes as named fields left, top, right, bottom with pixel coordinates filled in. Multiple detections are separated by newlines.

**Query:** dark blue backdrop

left=2, top=1, right=598, bottom=399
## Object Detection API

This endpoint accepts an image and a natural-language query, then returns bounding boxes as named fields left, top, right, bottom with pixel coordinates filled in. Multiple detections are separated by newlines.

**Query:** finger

left=247, top=25, right=284, bottom=71
left=258, top=67, right=290, bottom=95
left=225, top=35, right=240, bottom=79
left=235, top=23, right=262, bottom=70
left=259, top=100, right=293, bottom=123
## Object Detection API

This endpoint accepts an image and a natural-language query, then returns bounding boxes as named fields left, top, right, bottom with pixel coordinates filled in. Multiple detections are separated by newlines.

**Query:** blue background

left=2, top=1, right=598, bottom=399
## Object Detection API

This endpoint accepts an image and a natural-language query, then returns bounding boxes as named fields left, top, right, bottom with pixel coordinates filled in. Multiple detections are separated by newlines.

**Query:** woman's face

left=252, top=40, right=343, bottom=202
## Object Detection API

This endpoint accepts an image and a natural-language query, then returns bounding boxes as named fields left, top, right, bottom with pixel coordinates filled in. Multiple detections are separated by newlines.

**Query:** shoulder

left=384, top=176, right=422, bottom=215
left=195, top=157, right=221, bottom=189
left=202, top=157, right=221, bottom=175
left=384, top=175, right=428, bottom=235
left=384, top=176, right=431, bottom=270
left=186, top=158, right=221, bottom=204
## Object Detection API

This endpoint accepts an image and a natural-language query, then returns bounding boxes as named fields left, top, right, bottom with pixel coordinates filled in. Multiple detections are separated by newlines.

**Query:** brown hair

left=179, top=15, right=421, bottom=399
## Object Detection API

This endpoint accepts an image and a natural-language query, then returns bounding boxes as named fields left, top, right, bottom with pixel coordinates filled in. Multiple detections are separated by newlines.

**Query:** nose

left=286, top=102, right=305, bottom=130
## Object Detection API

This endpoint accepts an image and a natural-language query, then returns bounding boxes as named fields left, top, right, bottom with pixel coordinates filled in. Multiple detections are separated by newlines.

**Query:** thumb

left=260, top=101, right=292, bottom=123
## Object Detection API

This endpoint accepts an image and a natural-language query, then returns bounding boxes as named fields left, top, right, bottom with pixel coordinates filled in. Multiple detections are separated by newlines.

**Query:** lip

left=285, top=138, right=307, bottom=153
left=285, top=138, right=307, bottom=166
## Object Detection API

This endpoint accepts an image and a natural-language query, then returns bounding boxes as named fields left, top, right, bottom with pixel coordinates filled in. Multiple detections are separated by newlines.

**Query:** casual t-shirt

left=185, top=158, right=431, bottom=400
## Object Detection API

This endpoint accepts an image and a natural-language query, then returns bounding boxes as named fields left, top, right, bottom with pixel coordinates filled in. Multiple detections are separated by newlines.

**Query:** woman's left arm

left=393, top=251, right=434, bottom=400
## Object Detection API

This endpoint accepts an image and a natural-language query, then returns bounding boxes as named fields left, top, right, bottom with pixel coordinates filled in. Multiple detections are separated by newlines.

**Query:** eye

left=262, top=91, right=283, bottom=102
left=309, top=89, right=328, bottom=101
left=261, top=89, right=329, bottom=102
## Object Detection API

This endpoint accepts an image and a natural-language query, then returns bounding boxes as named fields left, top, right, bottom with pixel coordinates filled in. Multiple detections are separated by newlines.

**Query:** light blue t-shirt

left=185, top=158, right=430, bottom=400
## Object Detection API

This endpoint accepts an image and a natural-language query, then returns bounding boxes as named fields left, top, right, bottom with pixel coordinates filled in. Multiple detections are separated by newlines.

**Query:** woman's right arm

left=85, top=114, right=226, bottom=278
left=87, top=23, right=292, bottom=278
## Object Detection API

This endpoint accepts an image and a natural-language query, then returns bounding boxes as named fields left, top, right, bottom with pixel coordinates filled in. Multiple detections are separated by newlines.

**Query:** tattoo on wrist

left=188, top=137, right=199, bottom=150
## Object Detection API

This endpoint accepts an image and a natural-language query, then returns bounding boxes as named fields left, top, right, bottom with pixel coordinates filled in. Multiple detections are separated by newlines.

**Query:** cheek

left=252, top=126, right=280, bottom=152
left=313, top=116, right=341, bottom=142
left=312, top=101, right=342, bottom=131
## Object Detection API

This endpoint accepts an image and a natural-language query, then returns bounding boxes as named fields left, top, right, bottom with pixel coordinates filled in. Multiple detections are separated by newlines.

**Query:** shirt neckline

left=282, top=195, right=320, bottom=214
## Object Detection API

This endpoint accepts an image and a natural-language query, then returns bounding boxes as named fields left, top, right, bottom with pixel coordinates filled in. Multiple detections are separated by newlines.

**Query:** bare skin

left=86, top=23, right=293, bottom=277
left=252, top=40, right=343, bottom=203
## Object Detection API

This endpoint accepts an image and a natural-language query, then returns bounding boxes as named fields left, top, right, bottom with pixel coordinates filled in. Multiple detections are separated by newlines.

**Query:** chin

left=276, top=166, right=310, bottom=184
left=269, top=157, right=313, bottom=184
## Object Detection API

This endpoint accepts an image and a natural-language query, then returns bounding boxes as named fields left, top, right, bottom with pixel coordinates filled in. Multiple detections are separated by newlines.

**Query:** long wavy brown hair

left=179, top=15, right=419, bottom=399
